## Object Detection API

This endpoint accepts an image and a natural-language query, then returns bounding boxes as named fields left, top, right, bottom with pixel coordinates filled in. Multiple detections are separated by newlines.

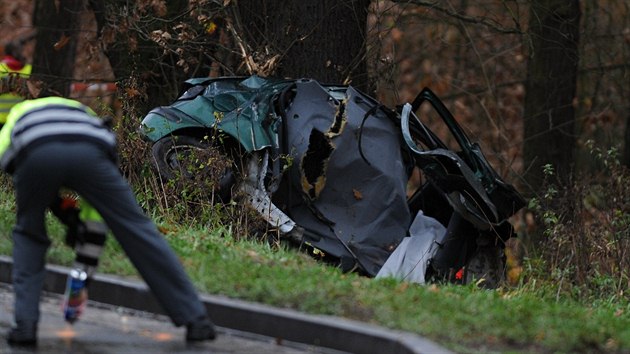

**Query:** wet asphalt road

left=0, top=284, right=339, bottom=354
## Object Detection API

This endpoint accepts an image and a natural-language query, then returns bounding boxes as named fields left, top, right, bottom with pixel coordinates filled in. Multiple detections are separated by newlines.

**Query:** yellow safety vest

left=0, top=97, right=115, bottom=173
left=0, top=62, right=32, bottom=124
left=79, top=200, right=108, bottom=235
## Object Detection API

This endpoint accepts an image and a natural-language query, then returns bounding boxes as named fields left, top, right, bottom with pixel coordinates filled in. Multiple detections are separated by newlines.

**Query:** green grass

left=1, top=185, right=629, bottom=353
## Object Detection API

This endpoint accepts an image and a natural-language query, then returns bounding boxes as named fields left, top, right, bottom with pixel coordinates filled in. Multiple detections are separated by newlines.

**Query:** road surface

left=0, top=283, right=340, bottom=354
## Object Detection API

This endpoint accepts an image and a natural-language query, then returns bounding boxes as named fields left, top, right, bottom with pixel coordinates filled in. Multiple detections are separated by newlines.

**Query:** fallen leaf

left=125, top=87, right=141, bottom=98
left=53, top=34, right=70, bottom=51
left=352, top=188, right=363, bottom=200
left=206, top=21, right=218, bottom=35
left=428, top=284, right=440, bottom=293
left=395, top=282, right=409, bottom=293
left=26, top=80, right=42, bottom=98
left=246, top=250, right=265, bottom=263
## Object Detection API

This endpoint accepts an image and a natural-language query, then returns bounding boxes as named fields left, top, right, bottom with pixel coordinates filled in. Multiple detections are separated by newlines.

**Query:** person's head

left=3, top=42, right=25, bottom=63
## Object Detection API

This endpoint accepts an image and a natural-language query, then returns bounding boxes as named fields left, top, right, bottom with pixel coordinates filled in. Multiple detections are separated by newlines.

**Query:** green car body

left=140, top=75, right=291, bottom=152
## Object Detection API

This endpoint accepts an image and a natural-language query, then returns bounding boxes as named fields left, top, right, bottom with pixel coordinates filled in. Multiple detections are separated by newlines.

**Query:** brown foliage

left=531, top=145, right=630, bottom=298
left=1, top=0, right=630, bottom=292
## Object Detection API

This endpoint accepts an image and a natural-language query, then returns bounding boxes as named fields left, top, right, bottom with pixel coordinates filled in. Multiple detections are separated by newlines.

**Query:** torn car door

left=272, top=79, right=413, bottom=276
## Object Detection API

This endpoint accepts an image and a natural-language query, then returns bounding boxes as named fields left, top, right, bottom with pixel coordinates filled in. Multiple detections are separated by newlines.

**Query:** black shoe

left=186, top=317, right=216, bottom=342
left=6, top=322, right=37, bottom=346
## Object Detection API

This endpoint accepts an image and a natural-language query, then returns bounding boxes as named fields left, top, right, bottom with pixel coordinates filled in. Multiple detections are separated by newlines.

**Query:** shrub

left=528, top=142, right=630, bottom=301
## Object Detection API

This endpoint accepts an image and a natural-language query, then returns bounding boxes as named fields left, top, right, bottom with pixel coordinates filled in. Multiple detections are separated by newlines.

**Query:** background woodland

left=1, top=0, right=629, bottom=302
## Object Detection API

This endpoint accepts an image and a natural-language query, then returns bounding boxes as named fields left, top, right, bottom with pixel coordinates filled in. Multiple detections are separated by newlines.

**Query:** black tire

left=463, top=245, right=506, bottom=289
left=151, top=135, right=236, bottom=202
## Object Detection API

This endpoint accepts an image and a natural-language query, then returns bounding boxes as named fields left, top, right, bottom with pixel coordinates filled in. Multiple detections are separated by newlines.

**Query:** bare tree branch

left=390, top=0, right=523, bottom=34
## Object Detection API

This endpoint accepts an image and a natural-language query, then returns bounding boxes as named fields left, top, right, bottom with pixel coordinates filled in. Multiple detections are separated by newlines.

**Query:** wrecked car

left=140, top=75, right=526, bottom=288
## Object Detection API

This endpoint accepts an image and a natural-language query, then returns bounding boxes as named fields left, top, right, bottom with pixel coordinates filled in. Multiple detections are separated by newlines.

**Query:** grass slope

left=0, top=186, right=628, bottom=353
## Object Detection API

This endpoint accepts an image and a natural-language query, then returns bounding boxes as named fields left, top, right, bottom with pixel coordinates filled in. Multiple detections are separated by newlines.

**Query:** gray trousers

left=11, top=141, right=207, bottom=326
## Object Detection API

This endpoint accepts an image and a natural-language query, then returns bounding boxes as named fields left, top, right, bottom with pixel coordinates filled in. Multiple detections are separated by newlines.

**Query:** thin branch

left=390, top=0, right=524, bottom=34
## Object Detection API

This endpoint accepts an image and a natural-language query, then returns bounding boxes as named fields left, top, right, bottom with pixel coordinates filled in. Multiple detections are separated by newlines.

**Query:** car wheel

left=151, top=135, right=236, bottom=202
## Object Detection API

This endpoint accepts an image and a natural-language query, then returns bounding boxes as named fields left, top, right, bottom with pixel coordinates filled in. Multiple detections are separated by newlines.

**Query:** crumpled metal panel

left=141, top=76, right=290, bottom=152
left=141, top=75, right=415, bottom=276
left=272, top=79, right=412, bottom=276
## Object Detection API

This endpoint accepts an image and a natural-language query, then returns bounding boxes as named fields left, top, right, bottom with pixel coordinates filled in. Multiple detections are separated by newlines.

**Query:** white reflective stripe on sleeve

left=12, top=109, right=104, bottom=134
left=83, top=220, right=109, bottom=234
left=75, top=243, right=105, bottom=258
left=11, top=122, right=116, bottom=151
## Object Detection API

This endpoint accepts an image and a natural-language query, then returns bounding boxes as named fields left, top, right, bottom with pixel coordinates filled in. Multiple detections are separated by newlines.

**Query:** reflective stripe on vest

left=11, top=108, right=115, bottom=147
left=0, top=95, right=25, bottom=110
left=0, top=98, right=115, bottom=172
left=0, top=63, right=31, bottom=123
left=0, top=94, right=26, bottom=123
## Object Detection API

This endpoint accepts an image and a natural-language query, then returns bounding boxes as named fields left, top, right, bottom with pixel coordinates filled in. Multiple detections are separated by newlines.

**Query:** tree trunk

left=87, top=0, right=222, bottom=179
left=31, top=0, right=84, bottom=97
left=233, top=0, right=372, bottom=93
left=89, top=0, right=220, bottom=117
left=522, top=0, right=581, bottom=194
